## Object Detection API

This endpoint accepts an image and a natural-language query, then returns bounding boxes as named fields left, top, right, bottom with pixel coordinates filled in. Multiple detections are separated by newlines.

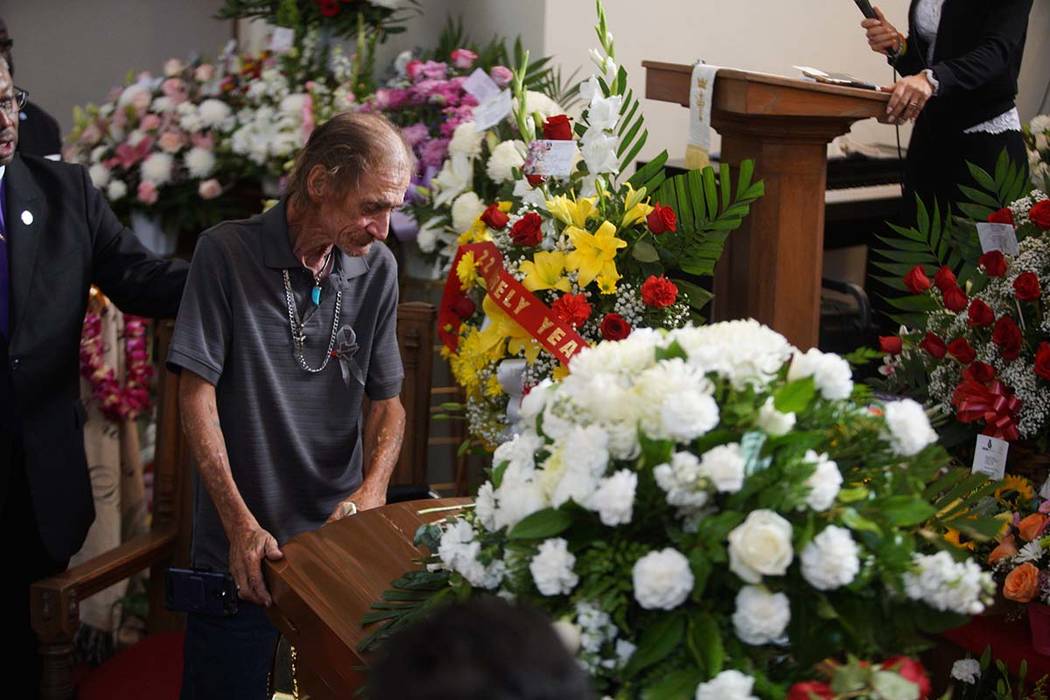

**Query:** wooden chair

left=32, top=302, right=437, bottom=700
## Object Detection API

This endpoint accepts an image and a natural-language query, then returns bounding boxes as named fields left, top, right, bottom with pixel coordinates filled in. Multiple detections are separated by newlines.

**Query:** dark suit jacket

left=1, top=154, right=188, bottom=561
left=895, top=0, right=1033, bottom=131
left=16, top=102, right=63, bottom=159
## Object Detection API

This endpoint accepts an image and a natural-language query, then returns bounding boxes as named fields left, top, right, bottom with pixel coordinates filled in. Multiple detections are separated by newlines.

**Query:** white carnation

left=520, top=379, right=554, bottom=423
left=591, top=469, right=637, bottom=526
left=698, top=443, right=746, bottom=493
left=800, top=525, right=860, bottom=590
left=450, top=191, right=485, bottom=233
left=669, top=321, right=794, bottom=389
left=437, top=519, right=505, bottom=589
left=548, top=425, right=609, bottom=508
left=756, top=398, right=796, bottom=436
left=106, top=180, right=127, bottom=201
left=695, top=670, right=758, bottom=700
left=474, top=482, right=497, bottom=531
left=659, top=391, right=720, bottom=443
left=727, top=510, right=794, bottom=583
left=654, top=452, right=709, bottom=509
left=198, top=98, right=232, bottom=129
left=486, top=140, right=525, bottom=183
left=529, top=538, right=578, bottom=596
left=140, top=152, right=174, bottom=185
left=732, top=585, right=791, bottom=645
left=632, top=548, right=694, bottom=610
left=903, top=551, right=993, bottom=615
left=184, top=147, right=216, bottom=178
left=787, top=348, right=854, bottom=400
left=883, top=399, right=937, bottom=456
left=448, top=121, right=484, bottom=159
left=88, top=163, right=111, bottom=189
left=951, top=658, right=981, bottom=684
left=803, top=450, right=842, bottom=512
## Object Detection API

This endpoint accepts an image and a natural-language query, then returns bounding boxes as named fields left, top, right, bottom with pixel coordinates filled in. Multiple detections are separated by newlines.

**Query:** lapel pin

left=21, top=210, right=33, bottom=226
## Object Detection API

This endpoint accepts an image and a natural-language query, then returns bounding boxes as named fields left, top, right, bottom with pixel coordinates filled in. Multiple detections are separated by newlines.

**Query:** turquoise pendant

left=311, top=285, right=322, bottom=306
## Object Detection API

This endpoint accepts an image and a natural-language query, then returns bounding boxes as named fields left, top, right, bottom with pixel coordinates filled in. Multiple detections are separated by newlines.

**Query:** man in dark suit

left=0, top=57, right=188, bottom=689
left=0, top=18, right=62, bottom=158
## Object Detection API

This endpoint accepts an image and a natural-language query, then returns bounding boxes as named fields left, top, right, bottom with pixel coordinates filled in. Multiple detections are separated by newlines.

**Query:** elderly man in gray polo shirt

left=169, top=112, right=411, bottom=699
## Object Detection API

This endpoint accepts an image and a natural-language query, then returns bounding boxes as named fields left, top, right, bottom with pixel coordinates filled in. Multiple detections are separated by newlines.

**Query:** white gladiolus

left=883, top=399, right=937, bottom=456
left=727, top=510, right=794, bottom=583
left=632, top=548, right=694, bottom=610
left=732, top=585, right=791, bottom=645
left=431, top=154, right=473, bottom=208
left=580, top=130, right=619, bottom=175
left=587, top=93, right=622, bottom=132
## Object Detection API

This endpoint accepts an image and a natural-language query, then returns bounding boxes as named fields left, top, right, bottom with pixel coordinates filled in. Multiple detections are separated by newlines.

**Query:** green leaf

left=641, top=669, right=705, bottom=700
left=841, top=507, right=883, bottom=537
left=688, top=611, right=724, bottom=676
left=491, top=460, right=509, bottom=489
left=631, top=239, right=660, bottom=262
left=773, top=377, right=816, bottom=414
left=674, top=278, right=714, bottom=311
left=878, top=496, right=937, bottom=527
left=507, top=508, right=573, bottom=540
left=623, top=613, right=685, bottom=679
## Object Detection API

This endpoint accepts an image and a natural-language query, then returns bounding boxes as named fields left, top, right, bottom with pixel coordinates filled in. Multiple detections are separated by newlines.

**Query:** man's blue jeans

left=180, top=602, right=280, bottom=699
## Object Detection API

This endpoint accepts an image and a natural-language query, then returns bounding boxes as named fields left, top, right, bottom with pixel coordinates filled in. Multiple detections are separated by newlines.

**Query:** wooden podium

left=264, top=498, right=470, bottom=698
left=643, top=63, right=891, bottom=349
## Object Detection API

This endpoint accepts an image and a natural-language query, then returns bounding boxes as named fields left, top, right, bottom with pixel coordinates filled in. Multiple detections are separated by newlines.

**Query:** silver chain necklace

left=282, top=269, right=342, bottom=373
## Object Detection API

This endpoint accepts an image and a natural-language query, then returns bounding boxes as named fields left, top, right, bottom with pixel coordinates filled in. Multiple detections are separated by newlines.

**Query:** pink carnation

left=490, top=65, right=513, bottom=87
left=401, top=122, right=430, bottom=147
left=137, top=180, right=158, bottom=205
left=405, top=59, right=424, bottom=81
left=450, top=48, right=478, bottom=70
left=198, top=178, right=222, bottom=200
left=420, top=60, right=448, bottom=81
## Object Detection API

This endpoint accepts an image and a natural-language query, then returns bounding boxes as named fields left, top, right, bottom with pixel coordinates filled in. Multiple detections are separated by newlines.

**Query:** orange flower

left=1004, top=562, right=1040, bottom=603
left=1018, top=513, right=1049, bottom=542
left=988, top=535, right=1019, bottom=564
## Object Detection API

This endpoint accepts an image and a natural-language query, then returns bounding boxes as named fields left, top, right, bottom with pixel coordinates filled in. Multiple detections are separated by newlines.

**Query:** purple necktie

left=0, top=176, right=8, bottom=339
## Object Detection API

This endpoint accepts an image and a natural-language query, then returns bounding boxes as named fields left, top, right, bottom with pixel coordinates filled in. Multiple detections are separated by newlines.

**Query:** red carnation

left=480, top=203, right=509, bottom=230
left=883, top=656, right=931, bottom=699
left=934, top=265, right=957, bottom=292
left=992, top=315, right=1023, bottom=361
left=964, top=361, right=996, bottom=383
left=988, top=207, right=1014, bottom=225
left=948, top=337, right=977, bottom=365
left=1013, top=271, right=1042, bottom=301
left=879, top=336, right=903, bottom=354
left=450, top=295, right=476, bottom=320
left=1031, top=200, right=1050, bottom=230
left=980, top=250, right=1007, bottom=277
left=316, top=0, right=340, bottom=17
left=543, top=114, right=573, bottom=141
left=640, top=275, right=679, bottom=308
left=942, top=285, right=968, bottom=312
left=510, top=212, right=544, bottom=247
left=551, top=293, right=592, bottom=328
left=787, top=682, right=834, bottom=700
left=599, top=313, right=631, bottom=341
left=920, top=332, right=947, bottom=359
left=904, top=265, right=932, bottom=293
left=1036, top=342, right=1050, bottom=381
left=646, top=204, right=677, bottom=234
left=967, top=298, right=995, bottom=326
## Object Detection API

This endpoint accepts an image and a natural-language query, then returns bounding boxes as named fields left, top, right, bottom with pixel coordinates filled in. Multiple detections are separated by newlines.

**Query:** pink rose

left=191, top=132, right=215, bottom=150
left=158, top=130, right=187, bottom=154
left=450, top=48, right=478, bottom=70
left=163, top=58, right=185, bottom=77
left=137, top=180, right=158, bottom=205
left=198, top=178, right=222, bottom=200
left=161, top=78, right=188, bottom=105
left=194, top=63, right=215, bottom=83
left=490, top=65, right=513, bottom=87
left=139, top=114, right=162, bottom=132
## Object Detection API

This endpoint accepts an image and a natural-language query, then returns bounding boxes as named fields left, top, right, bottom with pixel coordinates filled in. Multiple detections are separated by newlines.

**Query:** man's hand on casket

left=229, top=524, right=284, bottom=606
left=327, top=482, right=387, bottom=523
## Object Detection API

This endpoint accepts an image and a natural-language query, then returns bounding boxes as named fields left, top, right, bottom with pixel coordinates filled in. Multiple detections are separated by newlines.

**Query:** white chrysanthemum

left=903, top=551, right=994, bottom=615
left=591, top=469, right=637, bottom=526
left=698, top=443, right=746, bottom=493
left=883, top=399, right=937, bottom=456
left=669, top=321, right=794, bottom=389
left=787, top=348, right=854, bottom=400
left=150, top=96, right=175, bottom=113
left=88, top=163, right=111, bottom=189
left=106, top=180, right=127, bottom=201
left=524, top=90, right=562, bottom=120
left=727, top=510, right=794, bottom=583
left=801, top=525, right=860, bottom=590
left=654, top=452, right=709, bottom=509
left=732, top=585, right=791, bottom=645
left=580, top=129, right=619, bottom=175
left=450, top=191, right=485, bottom=234
left=1018, top=540, right=1044, bottom=563
left=449, top=121, right=484, bottom=159
left=587, top=93, right=622, bottom=132
left=529, top=538, right=578, bottom=596
left=177, top=105, right=204, bottom=134
left=198, top=98, right=232, bottom=129
left=140, top=152, right=174, bottom=185
left=951, top=658, right=981, bottom=684
left=695, top=670, right=758, bottom=700
left=632, top=548, right=694, bottom=610
left=486, top=139, right=525, bottom=183
left=803, top=450, right=842, bottom=512
left=185, top=147, right=216, bottom=178
left=756, top=398, right=796, bottom=436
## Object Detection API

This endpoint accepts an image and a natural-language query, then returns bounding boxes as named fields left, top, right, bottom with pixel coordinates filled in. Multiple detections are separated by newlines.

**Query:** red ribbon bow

left=952, top=379, right=1022, bottom=441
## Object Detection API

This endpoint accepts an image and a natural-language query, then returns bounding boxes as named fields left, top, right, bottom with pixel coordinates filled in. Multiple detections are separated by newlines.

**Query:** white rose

left=591, top=469, right=637, bottom=526
left=184, top=147, right=216, bottom=178
left=756, top=398, right=796, bottom=436
left=803, top=450, right=842, bottom=512
left=448, top=121, right=484, bottom=159
left=632, top=548, right=694, bottom=610
left=106, top=179, right=128, bottom=201
left=787, top=348, right=853, bottom=400
left=198, top=98, right=232, bottom=129
left=529, top=538, right=578, bottom=596
left=800, top=525, right=860, bottom=591
left=883, top=399, right=937, bottom=456
left=486, top=140, right=525, bottom=183
left=695, top=670, right=758, bottom=700
left=587, top=93, right=622, bottom=132
left=951, top=658, right=981, bottom=684
left=731, top=585, right=791, bottom=645
left=140, top=152, right=174, bottom=185
left=88, top=163, right=111, bottom=189
left=552, top=619, right=582, bottom=654
left=450, top=192, right=485, bottom=234
left=698, top=443, right=746, bottom=493
left=727, top=510, right=794, bottom=583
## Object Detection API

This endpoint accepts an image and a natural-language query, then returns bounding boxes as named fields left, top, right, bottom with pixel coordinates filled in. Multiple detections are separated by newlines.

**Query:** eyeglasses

left=0, top=87, right=27, bottom=116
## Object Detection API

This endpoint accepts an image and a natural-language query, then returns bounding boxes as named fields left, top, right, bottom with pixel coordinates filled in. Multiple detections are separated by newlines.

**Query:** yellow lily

left=566, top=220, right=627, bottom=290
left=520, top=251, right=572, bottom=293
left=547, top=194, right=599, bottom=228
left=620, top=183, right=654, bottom=228
left=480, top=295, right=542, bottom=363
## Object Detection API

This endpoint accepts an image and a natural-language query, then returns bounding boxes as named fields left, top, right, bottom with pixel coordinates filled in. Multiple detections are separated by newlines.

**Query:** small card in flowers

left=462, top=68, right=501, bottom=103
left=472, top=91, right=513, bottom=131
left=270, top=27, right=295, bottom=54
left=971, top=435, right=1009, bottom=481
left=976, top=222, right=1019, bottom=255
left=523, top=139, right=576, bottom=178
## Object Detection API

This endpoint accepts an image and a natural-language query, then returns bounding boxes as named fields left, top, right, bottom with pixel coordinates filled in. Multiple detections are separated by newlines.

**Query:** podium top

left=643, top=61, right=889, bottom=120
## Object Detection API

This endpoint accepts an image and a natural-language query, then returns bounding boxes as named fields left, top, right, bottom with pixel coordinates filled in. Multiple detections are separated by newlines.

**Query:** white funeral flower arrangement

left=368, top=319, right=1000, bottom=697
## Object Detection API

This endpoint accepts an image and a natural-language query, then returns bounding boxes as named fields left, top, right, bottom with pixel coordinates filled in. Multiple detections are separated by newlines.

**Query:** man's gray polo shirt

left=168, top=201, right=403, bottom=571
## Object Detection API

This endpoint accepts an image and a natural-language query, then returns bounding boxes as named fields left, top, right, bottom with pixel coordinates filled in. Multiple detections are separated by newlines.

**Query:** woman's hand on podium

left=882, top=74, right=933, bottom=124
left=862, top=6, right=904, bottom=56
left=229, top=523, right=284, bottom=607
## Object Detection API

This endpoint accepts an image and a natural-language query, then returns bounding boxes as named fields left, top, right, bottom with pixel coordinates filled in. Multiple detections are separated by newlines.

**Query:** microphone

left=854, top=0, right=898, bottom=61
